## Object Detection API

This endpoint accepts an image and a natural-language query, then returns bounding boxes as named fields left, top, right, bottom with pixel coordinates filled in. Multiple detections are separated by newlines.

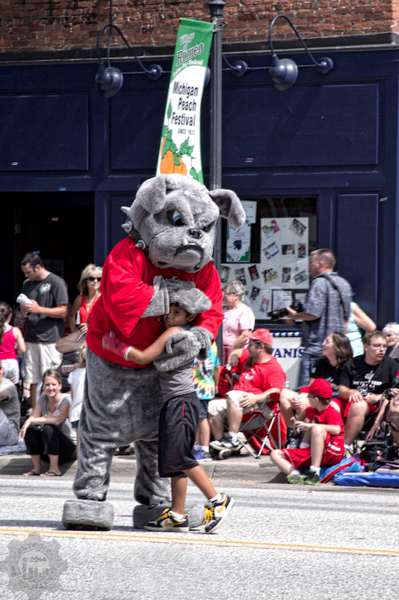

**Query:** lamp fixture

left=95, top=0, right=163, bottom=98
left=224, top=13, right=334, bottom=91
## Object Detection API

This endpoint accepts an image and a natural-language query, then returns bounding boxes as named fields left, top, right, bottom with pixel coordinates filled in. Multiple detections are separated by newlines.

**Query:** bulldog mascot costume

left=63, top=174, right=245, bottom=530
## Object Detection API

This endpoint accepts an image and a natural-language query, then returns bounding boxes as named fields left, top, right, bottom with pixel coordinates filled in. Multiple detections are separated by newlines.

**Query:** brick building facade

left=1, top=1, right=399, bottom=54
left=2, top=1, right=399, bottom=330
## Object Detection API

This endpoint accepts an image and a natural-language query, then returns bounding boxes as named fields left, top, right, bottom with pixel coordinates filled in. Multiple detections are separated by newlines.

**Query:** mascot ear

left=209, top=189, right=246, bottom=230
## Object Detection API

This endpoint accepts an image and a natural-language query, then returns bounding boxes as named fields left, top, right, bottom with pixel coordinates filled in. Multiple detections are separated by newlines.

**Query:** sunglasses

left=87, top=277, right=101, bottom=282
left=249, top=340, right=264, bottom=348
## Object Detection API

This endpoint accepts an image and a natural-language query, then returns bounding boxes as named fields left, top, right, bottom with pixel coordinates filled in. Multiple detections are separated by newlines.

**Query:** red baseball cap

left=308, top=378, right=333, bottom=399
left=248, top=328, right=273, bottom=346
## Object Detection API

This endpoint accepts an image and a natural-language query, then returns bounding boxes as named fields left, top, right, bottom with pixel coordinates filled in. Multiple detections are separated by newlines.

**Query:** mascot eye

left=168, top=210, right=185, bottom=227
left=203, top=221, right=215, bottom=233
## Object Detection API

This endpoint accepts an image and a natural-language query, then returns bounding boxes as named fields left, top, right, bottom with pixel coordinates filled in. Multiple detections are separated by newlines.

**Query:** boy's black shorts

left=158, top=392, right=201, bottom=478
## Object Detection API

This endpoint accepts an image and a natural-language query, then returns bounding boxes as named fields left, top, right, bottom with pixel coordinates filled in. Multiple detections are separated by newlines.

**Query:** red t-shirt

left=305, top=403, right=345, bottom=450
left=233, top=354, right=286, bottom=402
left=87, top=237, right=223, bottom=367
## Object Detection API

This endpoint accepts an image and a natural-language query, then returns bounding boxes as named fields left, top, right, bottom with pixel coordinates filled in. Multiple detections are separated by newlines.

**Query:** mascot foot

left=132, top=502, right=204, bottom=530
left=133, top=503, right=169, bottom=530
left=186, top=503, right=205, bottom=530
left=62, top=499, right=114, bottom=531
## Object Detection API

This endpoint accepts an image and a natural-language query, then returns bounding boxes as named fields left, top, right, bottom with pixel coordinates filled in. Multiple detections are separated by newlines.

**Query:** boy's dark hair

left=169, top=302, right=195, bottom=320
left=21, top=251, right=44, bottom=268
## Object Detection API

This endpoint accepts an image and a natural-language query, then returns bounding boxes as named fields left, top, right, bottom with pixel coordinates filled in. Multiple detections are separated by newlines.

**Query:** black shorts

left=158, top=392, right=201, bottom=478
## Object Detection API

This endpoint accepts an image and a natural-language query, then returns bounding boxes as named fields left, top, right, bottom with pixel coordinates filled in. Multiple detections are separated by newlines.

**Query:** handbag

left=55, top=330, right=86, bottom=354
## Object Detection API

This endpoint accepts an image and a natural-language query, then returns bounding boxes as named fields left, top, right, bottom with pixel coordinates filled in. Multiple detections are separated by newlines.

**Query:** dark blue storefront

left=1, top=45, right=398, bottom=326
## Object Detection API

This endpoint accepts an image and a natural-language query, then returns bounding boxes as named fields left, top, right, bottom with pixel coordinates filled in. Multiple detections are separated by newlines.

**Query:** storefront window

left=221, top=197, right=317, bottom=324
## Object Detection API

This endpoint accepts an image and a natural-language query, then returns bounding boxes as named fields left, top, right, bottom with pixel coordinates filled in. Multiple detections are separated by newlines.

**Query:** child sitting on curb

left=102, top=296, right=234, bottom=533
left=270, top=378, right=345, bottom=485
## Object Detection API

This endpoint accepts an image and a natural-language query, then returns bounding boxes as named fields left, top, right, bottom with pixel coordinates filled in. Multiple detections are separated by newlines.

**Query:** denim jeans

left=297, top=353, right=320, bottom=389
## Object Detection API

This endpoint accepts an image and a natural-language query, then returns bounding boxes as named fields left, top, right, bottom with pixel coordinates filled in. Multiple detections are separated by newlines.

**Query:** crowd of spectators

left=0, top=254, right=102, bottom=476
left=1, top=247, right=399, bottom=487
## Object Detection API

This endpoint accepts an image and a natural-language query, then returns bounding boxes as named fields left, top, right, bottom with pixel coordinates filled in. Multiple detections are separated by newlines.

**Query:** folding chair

left=240, top=402, right=287, bottom=459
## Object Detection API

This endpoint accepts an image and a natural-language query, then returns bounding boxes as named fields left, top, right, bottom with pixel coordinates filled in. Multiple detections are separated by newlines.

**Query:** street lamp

left=207, top=0, right=225, bottom=192
left=224, top=12, right=334, bottom=91
left=95, top=0, right=163, bottom=98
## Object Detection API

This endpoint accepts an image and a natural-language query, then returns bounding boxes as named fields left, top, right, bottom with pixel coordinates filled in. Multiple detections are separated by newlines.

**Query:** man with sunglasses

left=19, top=252, right=68, bottom=409
left=210, top=329, right=286, bottom=451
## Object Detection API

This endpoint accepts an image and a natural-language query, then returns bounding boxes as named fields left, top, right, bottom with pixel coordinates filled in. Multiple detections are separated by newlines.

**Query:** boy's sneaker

left=144, top=508, right=189, bottom=533
left=287, top=471, right=306, bottom=484
left=202, top=494, right=235, bottom=533
left=193, top=447, right=206, bottom=461
left=210, top=435, right=241, bottom=451
left=201, top=450, right=213, bottom=462
left=304, top=470, right=320, bottom=485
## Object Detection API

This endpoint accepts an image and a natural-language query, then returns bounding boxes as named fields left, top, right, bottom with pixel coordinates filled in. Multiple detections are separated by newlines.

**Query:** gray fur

left=154, top=331, right=202, bottom=372
left=62, top=499, right=114, bottom=531
left=168, top=285, right=211, bottom=314
left=209, top=188, right=246, bottom=230
left=142, top=277, right=170, bottom=317
left=143, top=278, right=210, bottom=318
left=121, top=175, right=245, bottom=273
left=71, top=350, right=169, bottom=507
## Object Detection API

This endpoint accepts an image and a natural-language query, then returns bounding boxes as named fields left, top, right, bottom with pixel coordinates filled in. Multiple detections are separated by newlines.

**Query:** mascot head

left=122, top=174, right=245, bottom=272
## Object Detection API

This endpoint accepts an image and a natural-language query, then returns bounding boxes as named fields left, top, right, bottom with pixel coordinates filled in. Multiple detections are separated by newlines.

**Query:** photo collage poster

left=220, top=216, right=309, bottom=320
left=225, top=201, right=256, bottom=263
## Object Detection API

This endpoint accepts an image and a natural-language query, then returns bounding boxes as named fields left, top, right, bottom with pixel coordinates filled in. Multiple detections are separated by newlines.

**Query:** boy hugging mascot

left=63, top=174, right=245, bottom=530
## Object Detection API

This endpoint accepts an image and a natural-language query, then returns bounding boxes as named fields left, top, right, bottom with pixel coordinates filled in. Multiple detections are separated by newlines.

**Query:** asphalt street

left=0, top=453, right=398, bottom=600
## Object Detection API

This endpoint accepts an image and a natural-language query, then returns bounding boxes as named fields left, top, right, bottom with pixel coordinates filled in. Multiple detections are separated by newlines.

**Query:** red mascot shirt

left=87, top=237, right=223, bottom=368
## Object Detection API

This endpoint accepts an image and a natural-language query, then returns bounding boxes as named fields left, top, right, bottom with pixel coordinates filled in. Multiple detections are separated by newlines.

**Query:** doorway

left=3, top=193, right=95, bottom=307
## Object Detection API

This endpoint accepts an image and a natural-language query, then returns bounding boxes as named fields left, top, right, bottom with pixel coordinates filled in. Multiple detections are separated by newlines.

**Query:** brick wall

left=0, top=0, right=398, bottom=54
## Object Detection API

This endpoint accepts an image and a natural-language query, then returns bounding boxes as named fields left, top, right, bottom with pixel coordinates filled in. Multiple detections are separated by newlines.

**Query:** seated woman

left=280, top=332, right=353, bottom=447
left=20, top=369, right=76, bottom=476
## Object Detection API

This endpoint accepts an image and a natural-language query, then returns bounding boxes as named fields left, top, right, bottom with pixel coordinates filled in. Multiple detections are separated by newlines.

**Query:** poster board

left=221, top=216, right=309, bottom=320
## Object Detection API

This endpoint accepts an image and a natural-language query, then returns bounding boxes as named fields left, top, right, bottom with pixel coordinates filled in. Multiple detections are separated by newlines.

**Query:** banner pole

left=207, top=1, right=226, bottom=361
left=208, top=0, right=225, bottom=193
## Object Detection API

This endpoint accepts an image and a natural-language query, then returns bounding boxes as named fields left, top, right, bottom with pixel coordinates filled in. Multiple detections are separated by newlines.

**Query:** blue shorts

left=198, top=399, right=209, bottom=421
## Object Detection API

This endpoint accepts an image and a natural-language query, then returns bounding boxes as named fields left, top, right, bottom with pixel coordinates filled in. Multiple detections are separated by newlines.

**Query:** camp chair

left=240, top=401, right=287, bottom=459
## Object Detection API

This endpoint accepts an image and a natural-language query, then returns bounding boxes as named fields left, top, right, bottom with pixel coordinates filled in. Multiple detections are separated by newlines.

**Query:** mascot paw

left=168, top=285, right=211, bottom=314
left=155, top=331, right=202, bottom=372
left=189, top=326, right=212, bottom=354
left=62, top=499, right=114, bottom=531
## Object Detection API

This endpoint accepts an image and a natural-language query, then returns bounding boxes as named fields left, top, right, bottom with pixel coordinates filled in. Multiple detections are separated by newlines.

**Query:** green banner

left=156, top=18, right=213, bottom=183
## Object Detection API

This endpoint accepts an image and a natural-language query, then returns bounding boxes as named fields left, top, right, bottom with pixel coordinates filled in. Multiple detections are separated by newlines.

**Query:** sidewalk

left=0, top=449, right=283, bottom=485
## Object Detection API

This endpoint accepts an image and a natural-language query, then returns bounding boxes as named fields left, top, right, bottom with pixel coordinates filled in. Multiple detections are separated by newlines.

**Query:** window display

left=221, top=197, right=317, bottom=322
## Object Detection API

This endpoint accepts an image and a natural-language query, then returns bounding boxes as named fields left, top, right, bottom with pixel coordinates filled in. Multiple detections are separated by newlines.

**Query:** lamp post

left=207, top=1, right=226, bottom=360
left=207, top=0, right=225, bottom=192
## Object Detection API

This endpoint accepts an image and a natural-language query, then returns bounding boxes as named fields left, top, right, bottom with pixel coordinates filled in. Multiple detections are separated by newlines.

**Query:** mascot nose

left=188, top=229, right=203, bottom=240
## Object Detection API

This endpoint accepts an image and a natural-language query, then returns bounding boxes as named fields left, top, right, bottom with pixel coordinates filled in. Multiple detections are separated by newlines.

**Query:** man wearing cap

left=210, top=329, right=286, bottom=452
left=270, top=378, right=345, bottom=484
